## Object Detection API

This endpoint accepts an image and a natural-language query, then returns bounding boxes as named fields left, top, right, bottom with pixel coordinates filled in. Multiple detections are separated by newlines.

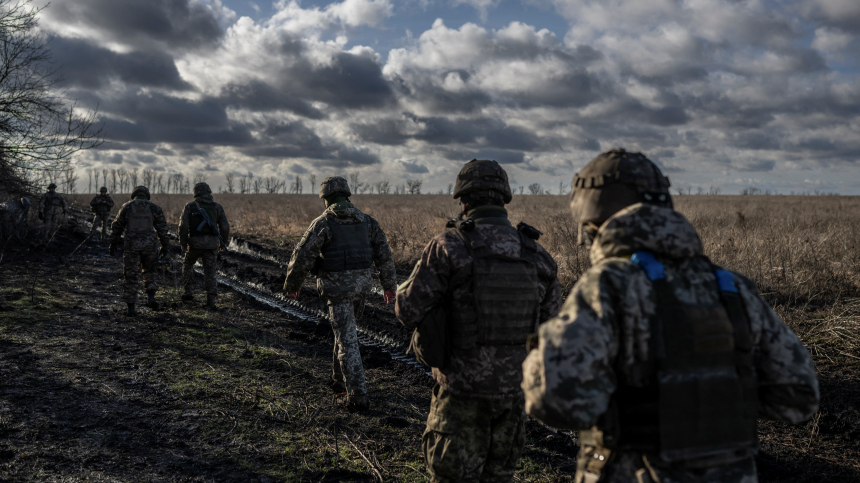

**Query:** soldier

left=179, top=182, right=229, bottom=310
left=109, top=186, right=171, bottom=317
left=38, top=183, right=65, bottom=241
left=521, top=149, right=820, bottom=483
left=395, top=159, right=562, bottom=483
left=0, top=197, right=30, bottom=243
left=283, top=176, right=397, bottom=411
left=88, top=187, right=114, bottom=242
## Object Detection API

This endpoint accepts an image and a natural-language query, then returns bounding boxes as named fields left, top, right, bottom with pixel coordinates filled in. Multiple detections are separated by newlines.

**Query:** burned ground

left=0, top=204, right=858, bottom=481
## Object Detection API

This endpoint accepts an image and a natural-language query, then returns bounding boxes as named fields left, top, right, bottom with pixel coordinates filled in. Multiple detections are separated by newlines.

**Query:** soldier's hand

left=109, top=243, right=117, bottom=256
left=526, top=333, right=539, bottom=352
left=285, top=291, right=299, bottom=300
left=383, top=290, right=396, bottom=304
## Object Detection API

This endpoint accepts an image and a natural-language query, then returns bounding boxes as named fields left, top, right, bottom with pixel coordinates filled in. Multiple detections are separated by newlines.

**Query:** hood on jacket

left=590, top=203, right=703, bottom=264
left=194, top=194, right=214, bottom=204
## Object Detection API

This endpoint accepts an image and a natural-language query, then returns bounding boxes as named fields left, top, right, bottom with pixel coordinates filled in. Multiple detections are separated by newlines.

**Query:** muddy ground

left=0, top=215, right=858, bottom=482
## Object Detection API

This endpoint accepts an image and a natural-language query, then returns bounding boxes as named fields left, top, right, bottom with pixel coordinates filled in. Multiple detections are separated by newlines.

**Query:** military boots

left=347, top=394, right=369, bottom=412
left=146, top=290, right=159, bottom=310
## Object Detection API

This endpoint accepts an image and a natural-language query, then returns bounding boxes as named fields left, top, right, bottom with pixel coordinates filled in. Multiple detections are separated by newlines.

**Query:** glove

left=109, top=243, right=117, bottom=256
left=285, top=291, right=299, bottom=300
left=383, top=290, right=396, bottom=304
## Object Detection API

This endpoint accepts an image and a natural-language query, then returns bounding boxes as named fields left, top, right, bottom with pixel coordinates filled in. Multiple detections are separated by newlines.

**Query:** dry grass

left=70, top=192, right=860, bottom=362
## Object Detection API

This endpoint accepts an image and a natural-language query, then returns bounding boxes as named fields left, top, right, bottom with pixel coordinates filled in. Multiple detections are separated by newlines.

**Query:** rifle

left=194, top=201, right=227, bottom=250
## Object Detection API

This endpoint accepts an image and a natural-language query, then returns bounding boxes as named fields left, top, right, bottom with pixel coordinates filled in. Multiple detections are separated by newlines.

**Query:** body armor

left=128, top=202, right=154, bottom=234
left=448, top=218, right=541, bottom=349
left=318, top=220, right=374, bottom=272
left=583, top=252, right=758, bottom=470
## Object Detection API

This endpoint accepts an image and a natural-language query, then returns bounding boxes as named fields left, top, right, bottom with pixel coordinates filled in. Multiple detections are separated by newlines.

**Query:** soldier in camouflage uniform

left=38, top=183, right=66, bottom=241
left=110, top=186, right=171, bottom=317
left=396, top=159, right=562, bottom=483
left=88, top=187, right=115, bottom=242
left=283, top=176, right=397, bottom=411
left=0, top=197, right=30, bottom=243
left=179, top=182, right=229, bottom=310
left=522, top=149, right=820, bottom=483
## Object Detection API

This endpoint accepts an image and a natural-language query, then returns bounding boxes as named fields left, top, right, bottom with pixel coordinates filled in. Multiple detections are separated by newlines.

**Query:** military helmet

left=318, top=176, right=351, bottom=199
left=570, top=149, right=672, bottom=243
left=193, top=182, right=211, bottom=197
left=130, top=185, right=151, bottom=200
left=452, top=159, right=513, bottom=204
left=47, top=183, right=57, bottom=189
left=100, top=186, right=107, bottom=193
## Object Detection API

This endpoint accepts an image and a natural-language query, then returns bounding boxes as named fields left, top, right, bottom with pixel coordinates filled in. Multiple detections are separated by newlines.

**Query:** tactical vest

left=189, top=201, right=218, bottom=237
left=128, top=202, right=154, bottom=234
left=448, top=218, right=541, bottom=349
left=318, top=220, right=374, bottom=272
left=589, top=251, right=758, bottom=465
left=92, top=196, right=111, bottom=214
left=45, top=194, right=63, bottom=208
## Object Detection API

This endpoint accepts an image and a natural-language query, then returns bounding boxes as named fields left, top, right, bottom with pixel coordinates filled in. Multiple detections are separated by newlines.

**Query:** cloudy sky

left=39, top=0, right=860, bottom=194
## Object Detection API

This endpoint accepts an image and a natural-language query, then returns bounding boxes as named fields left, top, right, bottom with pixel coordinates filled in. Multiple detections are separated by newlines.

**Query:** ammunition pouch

left=409, top=304, right=449, bottom=369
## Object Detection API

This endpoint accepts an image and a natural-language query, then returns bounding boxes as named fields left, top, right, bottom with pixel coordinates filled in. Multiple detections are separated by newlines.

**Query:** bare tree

left=142, top=169, right=153, bottom=188
left=291, top=176, right=302, bottom=194
left=375, top=180, right=390, bottom=194
left=252, top=177, right=262, bottom=194
left=117, top=167, right=128, bottom=193
left=528, top=183, right=543, bottom=195
left=308, top=174, right=317, bottom=192
left=155, top=173, right=164, bottom=194
left=193, top=172, right=207, bottom=185
left=709, top=185, right=722, bottom=195
left=63, top=168, right=77, bottom=193
left=558, top=181, right=568, bottom=196
left=406, top=179, right=422, bottom=194
left=129, top=167, right=139, bottom=188
left=519, top=186, right=524, bottom=195
left=93, top=169, right=100, bottom=191
left=225, top=173, right=235, bottom=194
left=239, top=175, right=249, bottom=194
left=447, top=183, right=453, bottom=195
left=102, top=168, right=109, bottom=191
left=86, top=168, right=93, bottom=193
left=0, top=0, right=103, bottom=195
left=110, top=169, right=118, bottom=193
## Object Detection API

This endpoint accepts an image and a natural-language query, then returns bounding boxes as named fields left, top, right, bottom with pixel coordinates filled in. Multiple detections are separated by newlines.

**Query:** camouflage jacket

left=39, top=192, right=65, bottom=215
left=178, top=194, right=230, bottom=250
left=396, top=207, right=563, bottom=399
left=283, top=201, right=397, bottom=302
left=522, top=204, right=819, bottom=478
left=110, top=197, right=170, bottom=251
left=89, top=194, right=115, bottom=215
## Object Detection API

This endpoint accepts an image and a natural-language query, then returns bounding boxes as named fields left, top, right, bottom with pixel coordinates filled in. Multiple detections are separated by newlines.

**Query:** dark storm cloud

left=219, top=80, right=326, bottom=119
left=351, top=114, right=556, bottom=152
left=441, top=148, right=526, bottom=165
left=728, top=130, right=783, bottom=151
left=49, top=0, right=224, bottom=51
left=731, top=159, right=776, bottom=172
left=105, top=118, right=253, bottom=145
left=391, top=75, right=493, bottom=114
left=400, top=160, right=429, bottom=174
left=240, top=120, right=381, bottom=166
left=51, top=37, right=192, bottom=90
left=284, top=51, right=396, bottom=109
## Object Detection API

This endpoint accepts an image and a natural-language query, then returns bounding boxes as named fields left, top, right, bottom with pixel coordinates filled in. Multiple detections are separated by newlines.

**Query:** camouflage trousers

left=123, top=249, right=159, bottom=303
left=41, top=210, right=61, bottom=240
left=583, top=451, right=758, bottom=483
left=423, top=384, right=525, bottom=483
left=181, top=248, right=218, bottom=295
left=328, top=296, right=366, bottom=397
left=89, top=214, right=110, bottom=241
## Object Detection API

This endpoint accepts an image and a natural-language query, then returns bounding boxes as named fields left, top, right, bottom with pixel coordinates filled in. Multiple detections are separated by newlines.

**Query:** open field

left=10, top=193, right=853, bottom=481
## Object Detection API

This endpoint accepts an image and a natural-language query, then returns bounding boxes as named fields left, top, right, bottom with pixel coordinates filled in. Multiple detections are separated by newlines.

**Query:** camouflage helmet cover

left=100, top=186, right=107, bottom=193
left=452, top=159, right=513, bottom=204
left=47, top=183, right=57, bottom=189
left=318, top=176, right=351, bottom=199
left=570, top=148, right=672, bottom=228
left=130, top=185, right=151, bottom=200
left=193, top=182, right=211, bottom=197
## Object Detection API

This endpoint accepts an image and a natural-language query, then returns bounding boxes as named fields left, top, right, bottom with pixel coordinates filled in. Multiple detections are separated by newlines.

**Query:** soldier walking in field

left=88, top=187, right=114, bottom=242
left=0, top=196, right=30, bottom=243
left=521, top=149, right=820, bottom=483
left=283, top=176, right=397, bottom=412
left=179, top=182, right=229, bottom=310
left=395, top=159, right=562, bottom=483
left=38, top=183, right=65, bottom=242
left=109, top=186, right=171, bottom=317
